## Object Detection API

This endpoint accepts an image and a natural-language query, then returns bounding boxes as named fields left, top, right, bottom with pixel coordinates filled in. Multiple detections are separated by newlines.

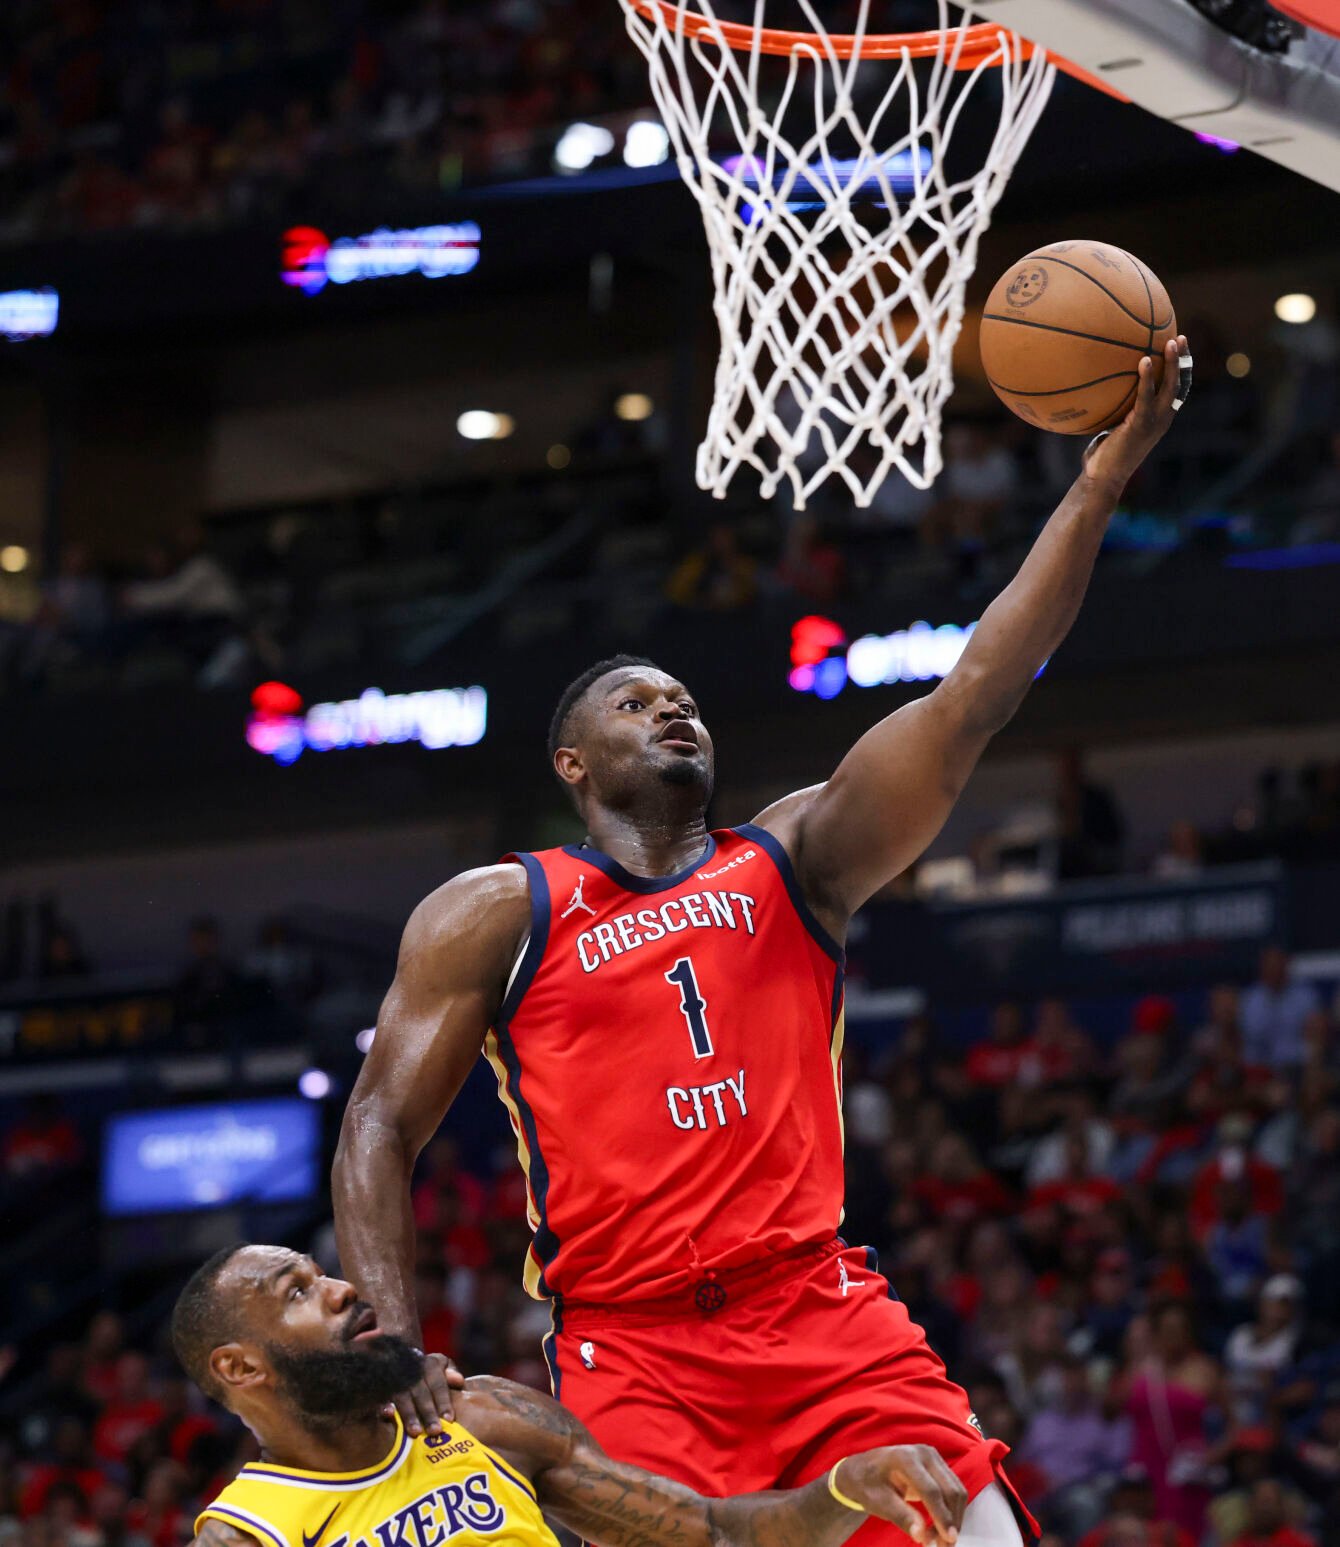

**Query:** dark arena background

left=2, top=3, right=1339, bottom=1547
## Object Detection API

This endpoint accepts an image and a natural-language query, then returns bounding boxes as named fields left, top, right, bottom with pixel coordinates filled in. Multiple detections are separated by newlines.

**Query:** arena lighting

left=246, top=680, right=488, bottom=765
left=615, top=392, right=654, bottom=422
left=355, top=1028, right=376, bottom=1055
left=281, top=222, right=480, bottom=295
left=788, top=615, right=979, bottom=698
left=547, top=444, right=572, bottom=469
left=555, top=122, right=616, bottom=173
left=1275, top=292, right=1317, bottom=324
left=0, top=545, right=28, bottom=573
left=0, top=287, right=58, bottom=341
left=457, top=410, right=514, bottom=441
left=721, top=148, right=934, bottom=221
left=624, top=120, right=671, bottom=168
left=298, top=1069, right=332, bottom=1101
left=1226, top=352, right=1251, bottom=378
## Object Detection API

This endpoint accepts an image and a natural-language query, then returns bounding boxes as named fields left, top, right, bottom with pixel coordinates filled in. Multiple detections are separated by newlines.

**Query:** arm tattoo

left=543, top=1457, right=708, bottom=1547
left=544, top=1458, right=863, bottom=1547
left=459, top=1378, right=862, bottom=1547
left=463, top=1376, right=586, bottom=1444
left=193, top=1521, right=264, bottom=1547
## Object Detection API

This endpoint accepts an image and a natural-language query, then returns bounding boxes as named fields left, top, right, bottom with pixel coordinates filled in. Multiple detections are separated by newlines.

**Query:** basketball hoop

left=618, top=0, right=1059, bottom=508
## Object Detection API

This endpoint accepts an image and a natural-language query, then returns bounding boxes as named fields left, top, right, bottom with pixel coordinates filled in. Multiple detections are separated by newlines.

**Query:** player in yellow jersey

left=172, top=1245, right=968, bottom=1547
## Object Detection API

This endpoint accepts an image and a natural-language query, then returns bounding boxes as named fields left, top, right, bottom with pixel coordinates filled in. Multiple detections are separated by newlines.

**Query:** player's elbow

left=940, top=655, right=1028, bottom=740
left=332, top=1091, right=411, bottom=1202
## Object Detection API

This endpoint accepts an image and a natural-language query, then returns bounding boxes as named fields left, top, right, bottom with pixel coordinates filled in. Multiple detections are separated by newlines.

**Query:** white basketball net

left=618, top=0, right=1056, bottom=508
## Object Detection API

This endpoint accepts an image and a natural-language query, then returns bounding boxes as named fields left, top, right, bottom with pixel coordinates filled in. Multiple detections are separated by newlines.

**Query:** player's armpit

left=192, top=1519, right=264, bottom=1547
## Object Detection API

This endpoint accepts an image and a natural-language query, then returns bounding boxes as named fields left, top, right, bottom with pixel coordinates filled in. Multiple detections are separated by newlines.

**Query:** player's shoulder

left=747, top=782, right=827, bottom=847
left=402, top=864, right=532, bottom=952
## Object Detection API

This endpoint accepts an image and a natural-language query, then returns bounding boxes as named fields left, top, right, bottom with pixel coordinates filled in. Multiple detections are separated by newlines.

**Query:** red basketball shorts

left=546, top=1239, right=1036, bottom=1547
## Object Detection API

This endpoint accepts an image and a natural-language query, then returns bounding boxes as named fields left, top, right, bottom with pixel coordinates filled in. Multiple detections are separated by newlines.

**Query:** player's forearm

left=545, top=1461, right=861, bottom=1547
left=332, top=1101, right=422, bottom=1342
left=945, top=467, right=1118, bottom=736
left=710, top=1479, right=869, bottom=1547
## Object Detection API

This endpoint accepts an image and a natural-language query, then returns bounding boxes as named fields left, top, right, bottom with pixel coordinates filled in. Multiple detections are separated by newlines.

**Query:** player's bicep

left=796, top=687, right=987, bottom=912
left=343, top=868, right=528, bottom=1155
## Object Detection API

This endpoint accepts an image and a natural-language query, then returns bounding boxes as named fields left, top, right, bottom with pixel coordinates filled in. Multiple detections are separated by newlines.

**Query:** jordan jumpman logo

left=561, top=874, right=597, bottom=919
left=837, top=1258, right=866, bottom=1297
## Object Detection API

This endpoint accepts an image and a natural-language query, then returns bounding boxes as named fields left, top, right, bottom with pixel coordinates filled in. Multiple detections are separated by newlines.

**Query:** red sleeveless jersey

left=484, top=825, right=846, bottom=1304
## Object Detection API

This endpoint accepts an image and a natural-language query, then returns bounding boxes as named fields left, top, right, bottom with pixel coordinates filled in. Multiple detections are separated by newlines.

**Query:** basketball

left=979, top=240, right=1178, bottom=435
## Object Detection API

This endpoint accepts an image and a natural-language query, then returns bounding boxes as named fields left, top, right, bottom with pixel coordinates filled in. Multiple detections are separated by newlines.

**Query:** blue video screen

left=102, top=1099, right=319, bottom=1216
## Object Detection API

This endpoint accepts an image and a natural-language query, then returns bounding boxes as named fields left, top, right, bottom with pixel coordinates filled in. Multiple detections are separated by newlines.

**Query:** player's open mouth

left=656, top=724, right=699, bottom=751
left=347, top=1307, right=380, bottom=1341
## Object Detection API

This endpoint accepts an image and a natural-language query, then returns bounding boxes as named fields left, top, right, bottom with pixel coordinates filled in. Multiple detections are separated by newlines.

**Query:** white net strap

left=619, top=0, right=1056, bottom=508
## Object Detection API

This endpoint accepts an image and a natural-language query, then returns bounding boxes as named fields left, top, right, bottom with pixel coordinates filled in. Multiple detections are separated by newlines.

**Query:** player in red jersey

left=333, top=341, right=1188, bottom=1547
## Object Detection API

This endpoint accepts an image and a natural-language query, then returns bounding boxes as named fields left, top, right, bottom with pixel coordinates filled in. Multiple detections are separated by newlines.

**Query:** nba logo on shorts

left=580, top=1341, right=597, bottom=1370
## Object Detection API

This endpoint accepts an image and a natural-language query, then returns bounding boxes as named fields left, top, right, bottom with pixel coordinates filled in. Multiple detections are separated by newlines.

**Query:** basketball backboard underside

left=975, top=0, right=1340, bottom=193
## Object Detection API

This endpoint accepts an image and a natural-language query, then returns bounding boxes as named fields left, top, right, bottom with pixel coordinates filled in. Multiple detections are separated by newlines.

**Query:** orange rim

left=622, top=1, right=1130, bottom=97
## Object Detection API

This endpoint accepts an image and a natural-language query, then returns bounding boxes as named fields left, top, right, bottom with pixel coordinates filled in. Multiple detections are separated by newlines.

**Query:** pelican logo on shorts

left=694, top=1279, right=728, bottom=1313
left=561, top=875, right=598, bottom=920
left=580, top=1341, right=597, bottom=1370
left=1006, top=266, right=1048, bottom=307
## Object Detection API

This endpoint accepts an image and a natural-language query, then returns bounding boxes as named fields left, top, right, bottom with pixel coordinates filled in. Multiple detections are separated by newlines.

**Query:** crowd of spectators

left=837, top=962, right=1340, bottom=1547
left=0, top=523, right=253, bottom=693
left=1, top=0, right=950, bottom=241
left=0, top=0, right=653, bottom=241
left=2, top=948, right=1337, bottom=1547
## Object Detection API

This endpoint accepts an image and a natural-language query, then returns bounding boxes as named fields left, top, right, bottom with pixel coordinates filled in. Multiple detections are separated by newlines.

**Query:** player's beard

left=266, top=1332, right=424, bottom=1422
left=657, top=754, right=712, bottom=793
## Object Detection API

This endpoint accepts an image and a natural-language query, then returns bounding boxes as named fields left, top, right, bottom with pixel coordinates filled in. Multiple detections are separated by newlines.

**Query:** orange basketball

left=979, top=240, right=1177, bottom=435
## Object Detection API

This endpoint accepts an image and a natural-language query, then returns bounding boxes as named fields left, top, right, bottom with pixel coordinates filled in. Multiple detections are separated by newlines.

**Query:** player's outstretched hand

left=834, top=1446, right=968, bottom=1546
left=1082, top=333, right=1190, bottom=492
left=382, top=1351, right=465, bottom=1435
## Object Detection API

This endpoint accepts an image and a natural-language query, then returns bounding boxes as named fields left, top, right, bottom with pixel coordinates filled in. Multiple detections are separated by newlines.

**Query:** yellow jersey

left=196, top=1416, right=559, bottom=1547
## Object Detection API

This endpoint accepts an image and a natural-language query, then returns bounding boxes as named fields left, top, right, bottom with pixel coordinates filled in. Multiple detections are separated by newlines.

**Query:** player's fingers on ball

left=1159, top=341, right=1181, bottom=405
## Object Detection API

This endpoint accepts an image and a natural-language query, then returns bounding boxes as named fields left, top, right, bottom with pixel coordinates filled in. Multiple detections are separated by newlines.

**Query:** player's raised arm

left=460, top=1378, right=966, bottom=1547
left=331, top=865, right=529, bottom=1432
left=769, top=334, right=1188, bottom=921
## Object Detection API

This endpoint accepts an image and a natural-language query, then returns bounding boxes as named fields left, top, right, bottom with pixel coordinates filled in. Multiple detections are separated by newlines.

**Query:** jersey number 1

left=665, top=957, right=713, bottom=1059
